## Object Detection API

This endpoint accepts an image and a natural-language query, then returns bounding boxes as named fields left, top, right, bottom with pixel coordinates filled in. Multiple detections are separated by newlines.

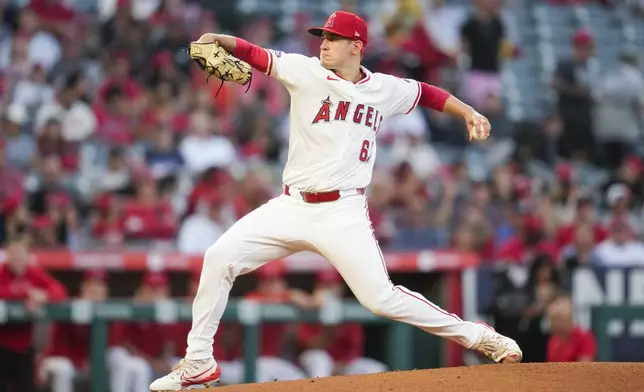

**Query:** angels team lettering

left=312, top=96, right=384, bottom=133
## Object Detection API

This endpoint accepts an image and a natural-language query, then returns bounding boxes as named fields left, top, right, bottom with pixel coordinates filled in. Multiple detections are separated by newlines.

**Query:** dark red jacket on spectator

left=555, top=223, right=608, bottom=250
left=93, top=106, right=134, bottom=146
left=298, top=323, right=364, bottom=362
left=97, top=79, right=143, bottom=104
left=28, top=0, right=75, bottom=23
left=0, top=263, right=67, bottom=352
left=228, top=292, right=290, bottom=358
left=92, top=216, right=125, bottom=247
left=402, top=23, right=451, bottom=83
left=45, top=322, right=126, bottom=368
left=123, top=322, right=179, bottom=359
left=122, top=200, right=177, bottom=239
left=547, top=327, right=596, bottom=362
left=496, top=236, right=559, bottom=263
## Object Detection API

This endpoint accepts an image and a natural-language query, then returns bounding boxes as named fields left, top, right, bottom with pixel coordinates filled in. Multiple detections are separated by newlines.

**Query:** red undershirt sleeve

left=418, top=82, right=450, bottom=112
left=232, top=38, right=270, bottom=74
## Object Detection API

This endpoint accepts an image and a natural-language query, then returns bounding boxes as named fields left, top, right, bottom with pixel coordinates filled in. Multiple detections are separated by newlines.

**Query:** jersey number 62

left=359, top=140, right=370, bottom=162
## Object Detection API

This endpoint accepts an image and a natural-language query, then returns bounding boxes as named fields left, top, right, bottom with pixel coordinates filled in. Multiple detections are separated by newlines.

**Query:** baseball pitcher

left=150, top=10, right=522, bottom=391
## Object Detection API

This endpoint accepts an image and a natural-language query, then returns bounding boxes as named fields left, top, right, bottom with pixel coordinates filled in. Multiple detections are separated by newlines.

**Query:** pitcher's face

left=319, top=32, right=361, bottom=69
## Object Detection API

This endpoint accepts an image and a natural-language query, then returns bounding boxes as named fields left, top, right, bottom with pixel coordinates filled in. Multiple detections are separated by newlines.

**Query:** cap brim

left=308, top=27, right=353, bottom=40
left=308, top=27, right=325, bottom=37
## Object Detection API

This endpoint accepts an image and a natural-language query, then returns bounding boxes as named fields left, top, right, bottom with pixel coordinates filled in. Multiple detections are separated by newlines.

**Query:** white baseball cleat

left=149, top=358, right=221, bottom=391
left=472, top=322, right=523, bottom=364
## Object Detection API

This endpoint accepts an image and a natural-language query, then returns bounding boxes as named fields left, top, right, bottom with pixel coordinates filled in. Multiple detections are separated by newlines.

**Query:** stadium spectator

left=593, top=217, right=644, bottom=266
left=177, top=192, right=226, bottom=254
left=298, top=270, right=388, bottom=377
left=459, top=0, right=510, bottom=111
left=121, top=169, right=178, bottom=241
left=560, top=223, right=601, bottom=279
left=179, top=109, right=236, bottom=175
left=40, top=269, right=133, bottom=392
left=226, top=264, right=309, bottom=383
left=516, top=255, right=561, bottom=363
left=554, top=196, right=607, bottom=250
left=122, top=272, right=178, bottom=392
left=3, top=103, right=35, bottom=170
left=546, top=294, right=596, bottom=362
left=551, top=29, right=597, bottom=162
left=35, top=71, right=96, bottom=144
left=495, top=215, right=558, bottom=264
left=593, top=50, right=644, bottom=169
left=602, top=156, right=644, bottom=208
left=12, top=62, right=54, bottom=109
left=602, top=183, right=640, bottom=232
left=0, top=236, right=67, bottom=392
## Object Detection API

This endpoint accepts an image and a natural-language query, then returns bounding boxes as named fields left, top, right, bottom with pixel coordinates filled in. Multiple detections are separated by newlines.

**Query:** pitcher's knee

left=358, top=291, right=396, bottom=317
left=203, top=243, right=235, bottom=274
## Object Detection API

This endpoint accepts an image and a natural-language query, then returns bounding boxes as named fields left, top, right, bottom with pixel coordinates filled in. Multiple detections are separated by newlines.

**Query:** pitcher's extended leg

left=187, top=197, right=306, bottom=360
left=151, top=197, right=308, bottom=391
left=313, top=196, right=522, bottom=363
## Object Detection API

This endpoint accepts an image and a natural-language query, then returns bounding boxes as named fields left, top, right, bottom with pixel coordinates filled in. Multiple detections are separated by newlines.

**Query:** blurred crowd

left=0, top=0, right=641, bottom=265
left=0, top=236, right=387, bottom=392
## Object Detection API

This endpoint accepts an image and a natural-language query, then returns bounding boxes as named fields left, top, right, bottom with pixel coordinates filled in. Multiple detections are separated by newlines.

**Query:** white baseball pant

left=40, top=357, right=75, bottom=392
left=107, top=347, right=152, bottom=392
left=186, top=191, right=480, bottom=362
left=218, top=357, right=306, bottom=385
left=299, top=349, right=388, bottom=378
left=41, top=347, right=149, bottom=392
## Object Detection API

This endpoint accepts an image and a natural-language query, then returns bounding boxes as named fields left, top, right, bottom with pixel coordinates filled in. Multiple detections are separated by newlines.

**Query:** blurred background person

left=515, top=255, right=561, bottom=363
left=121, top=272, right=178, bottom=392
left=593, top=217, right=644, bottom=267
left=225, top=264, right=309, bottom=384
left=593, top=50, right=644, bottom=170
left=551, top=29, right=597, bottom=162
left=298, top=270, right=388, bottom=378
left=0, top=236, right=67, bottom=392
left=40, top=270, right=133, bottom=392
left=546, top=294, right=596, bottom=363
left=459, top=0, right=513, bottom=112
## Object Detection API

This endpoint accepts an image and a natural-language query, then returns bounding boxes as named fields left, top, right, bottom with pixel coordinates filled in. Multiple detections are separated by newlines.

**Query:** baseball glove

left=187, top=41, right=252, bottom=95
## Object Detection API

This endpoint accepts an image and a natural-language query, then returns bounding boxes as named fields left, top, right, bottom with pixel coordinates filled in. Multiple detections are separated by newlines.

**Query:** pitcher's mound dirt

left=204, top=362, right=644, bottom=392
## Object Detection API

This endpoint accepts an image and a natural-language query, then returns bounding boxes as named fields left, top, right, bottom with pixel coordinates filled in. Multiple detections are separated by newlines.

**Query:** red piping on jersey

left=331, top=67, right=370, bottom=84
left=418, top=82, right=450, bottom=112
left=232, top=38, right=270, bottom=74
left=362, top=199, right=463, bottom=324
left=406, top=81, right=422, bottom=114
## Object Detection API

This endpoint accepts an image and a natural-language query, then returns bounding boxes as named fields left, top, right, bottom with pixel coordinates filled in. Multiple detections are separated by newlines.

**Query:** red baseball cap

left=308, top=11, right=368, bottom=46
left=143, top=272, right=169, bottom=288
left=257, top=263, right=285, bottom=281
left=572, top=29, right=593, bottom=46
left=84, top=269, right=108, bottom=283
left=316, top=269, right=343, bottom=285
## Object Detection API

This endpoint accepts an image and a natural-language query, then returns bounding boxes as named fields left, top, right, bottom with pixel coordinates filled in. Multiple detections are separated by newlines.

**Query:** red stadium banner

left=0, top=249, right=480, bottom=272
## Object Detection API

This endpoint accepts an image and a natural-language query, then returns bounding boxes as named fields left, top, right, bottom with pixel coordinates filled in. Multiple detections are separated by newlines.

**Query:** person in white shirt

left=593, top=218, right=644, bottom=267
left=178, top=110, right=236, bottom=174
left=177, top=194, right=226, bottom=255
left=151, top=10, right=521, bottom=391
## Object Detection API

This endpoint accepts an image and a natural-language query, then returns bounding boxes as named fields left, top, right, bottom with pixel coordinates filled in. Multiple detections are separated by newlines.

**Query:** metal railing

left=0, top=299, right=415, bottom=392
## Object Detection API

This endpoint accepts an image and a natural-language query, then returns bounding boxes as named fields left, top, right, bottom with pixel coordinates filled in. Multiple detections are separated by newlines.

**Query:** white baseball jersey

left=264, top=49, right=422, bottom=192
